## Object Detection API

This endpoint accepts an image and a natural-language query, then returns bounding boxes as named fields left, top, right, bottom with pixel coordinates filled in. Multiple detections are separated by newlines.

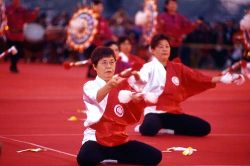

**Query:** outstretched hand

left=107, top=75, right=126, bottom=88
left=220, top=72, right=245, bottom=85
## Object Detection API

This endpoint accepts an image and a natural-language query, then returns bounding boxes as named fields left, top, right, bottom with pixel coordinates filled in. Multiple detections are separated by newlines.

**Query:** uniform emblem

left=114, top=104, right=124, bottom=117
left=171, top=76, right=180, bottom=86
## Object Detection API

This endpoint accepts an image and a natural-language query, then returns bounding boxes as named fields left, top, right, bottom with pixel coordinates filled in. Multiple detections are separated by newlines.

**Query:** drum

left=23, top=23, right=45, bottom=43
left=66, top=7, right=98, bottom=53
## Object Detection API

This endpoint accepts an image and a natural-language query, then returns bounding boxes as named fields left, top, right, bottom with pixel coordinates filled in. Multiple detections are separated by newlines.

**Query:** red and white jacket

left=129, top=57, right=216, bottom=114
left=82, top=76, right=145, bottom=147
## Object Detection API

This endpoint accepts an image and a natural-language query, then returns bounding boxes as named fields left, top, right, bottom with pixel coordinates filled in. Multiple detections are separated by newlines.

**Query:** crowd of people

left=0, top=0, right=246, bottom=74
left=77, top=32, right=245, bottom=166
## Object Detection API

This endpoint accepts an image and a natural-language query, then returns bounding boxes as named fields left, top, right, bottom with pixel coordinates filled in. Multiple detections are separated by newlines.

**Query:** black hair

left=104, top=40, right=118, bottom=47
left=90, top=46, right=116, bottom=66
left=150, top=34, right=170, bottom=49
left=92, top=0, right=102, bottom=5
left=117, top=36, right=131, bottom=46
left=165, top=0, right=177, bottom=5
left=164, top=0, right=177, bottom=11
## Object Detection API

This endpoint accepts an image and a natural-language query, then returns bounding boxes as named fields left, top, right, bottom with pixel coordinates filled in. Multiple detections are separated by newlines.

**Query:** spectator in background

left=118, top=36, right=145, bottom=70
left=85, top=0, right=115, bottom=78
left=109, top=9, right=128, bottom=37
left=211, top=21, right=229, bottom=69
left=84, top=0, right=114, bottom=60
left=5, top=0, right=39, bottom=73
left=104, top=40, right=131, bottom=74
left=156, top=0, right=202, bottom=61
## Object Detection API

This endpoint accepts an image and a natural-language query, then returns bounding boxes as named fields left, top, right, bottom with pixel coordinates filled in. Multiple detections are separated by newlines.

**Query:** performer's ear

left=92, top=64, right=97, bottom=71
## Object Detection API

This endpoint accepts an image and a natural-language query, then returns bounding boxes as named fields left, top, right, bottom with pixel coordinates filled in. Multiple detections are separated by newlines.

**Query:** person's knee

left=141, top=148, right=162, bottom=165
left=199, top=122, right=211, bottom=136
left=77, top=149, right=100, bottom=166
left=151, top=150, right=162, bottom=165
left=194, top=121, right=211, bottom=137
left=77, top=155, right=99, bottom=166
left=139, top=124, right=159, bottom=136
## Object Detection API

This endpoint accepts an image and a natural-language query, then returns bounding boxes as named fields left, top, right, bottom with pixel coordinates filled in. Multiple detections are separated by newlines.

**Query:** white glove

left=144, top=92, right=158, bottom=104
left=231, top=73, right=245, bottom=85
left=118, top=90, right=133, bottom=103
left=220, top=72, right=245, bottom=85
left=220, top=72, right=234, bottom=84
left=118, top=90, right=158, bottom=104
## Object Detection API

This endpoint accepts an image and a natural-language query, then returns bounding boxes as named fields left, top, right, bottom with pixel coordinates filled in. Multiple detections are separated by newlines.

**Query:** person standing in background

left=104, top=40, right=131, bottom=74
left=85, top=0, right=115, bottom=78
left=5, top=0, right=39, bottom=73
left=118, top=36, right=145, bottom=70
left=84, top=0, right=114, bottom=60
left=156, top=0, right=202, bottom=61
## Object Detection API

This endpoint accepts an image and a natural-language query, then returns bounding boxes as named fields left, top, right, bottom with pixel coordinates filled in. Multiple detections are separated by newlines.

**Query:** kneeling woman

left=77, top=47, right=162, bottom=166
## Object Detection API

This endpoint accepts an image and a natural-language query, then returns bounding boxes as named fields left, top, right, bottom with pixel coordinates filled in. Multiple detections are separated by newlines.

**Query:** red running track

left=0, top=61, right=250, bottom=166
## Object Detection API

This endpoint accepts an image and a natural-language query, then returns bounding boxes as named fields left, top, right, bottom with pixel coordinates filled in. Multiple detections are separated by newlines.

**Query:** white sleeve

left=83, top=81, right=105, bottom=127
left=83, top=81, right=99, bottom=101
left=127, top=63, right=151, bottom=92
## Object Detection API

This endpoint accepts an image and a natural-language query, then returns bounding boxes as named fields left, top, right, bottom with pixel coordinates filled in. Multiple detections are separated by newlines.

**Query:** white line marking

left=0, top=135, right=77, bottom=157
left=209, top=134, right=250, bottom=136
left=0, top=134, right=82, bottom=137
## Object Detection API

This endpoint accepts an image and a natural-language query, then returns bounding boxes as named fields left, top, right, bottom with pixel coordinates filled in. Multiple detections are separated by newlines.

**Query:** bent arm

left=96, top=76, right=125, bottom=102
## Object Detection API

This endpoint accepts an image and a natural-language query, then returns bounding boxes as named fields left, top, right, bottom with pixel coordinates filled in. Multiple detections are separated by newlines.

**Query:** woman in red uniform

left=77, top=47, right=162, bottom=166
left=5, top=0, right=39, bottom=73
left=156, top=0, right=202, bottom=61
left=129, top=34, right=245, bottom=137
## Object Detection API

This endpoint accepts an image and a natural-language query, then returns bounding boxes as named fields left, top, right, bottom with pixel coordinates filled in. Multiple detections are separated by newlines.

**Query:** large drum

left=66, top=7, right=98, bottom=53
left=23, top=22, right=45, bottom=43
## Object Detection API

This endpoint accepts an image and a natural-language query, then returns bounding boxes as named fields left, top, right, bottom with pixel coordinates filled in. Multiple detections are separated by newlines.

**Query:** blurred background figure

left=104, top=40, right=131, bottom=74
left=239, top=8, right=250, bottom=79
left=118, top=36, right=145, bottom=70
left=156, top=0, right=202, bottom=62
left=84, top=0, right=114, bottom=60
left=0, top=0, right=7, bottom=36
left=1, top=0, right=249, bottom=73
left=5, top=0, right=39, bottom=73
left=85, top=0, right=115, bottom=78
left=0, top=0, right=8, bottom=55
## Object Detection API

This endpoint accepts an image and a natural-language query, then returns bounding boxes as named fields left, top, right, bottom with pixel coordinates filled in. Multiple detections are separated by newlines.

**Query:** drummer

left=5, top=0, right=39, bottom=73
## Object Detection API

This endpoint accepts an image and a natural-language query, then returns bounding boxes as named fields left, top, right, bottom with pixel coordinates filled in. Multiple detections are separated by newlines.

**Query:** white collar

left=95, top=76, right=107, bottom=87
left=151, top=56, right=166, bottom=67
